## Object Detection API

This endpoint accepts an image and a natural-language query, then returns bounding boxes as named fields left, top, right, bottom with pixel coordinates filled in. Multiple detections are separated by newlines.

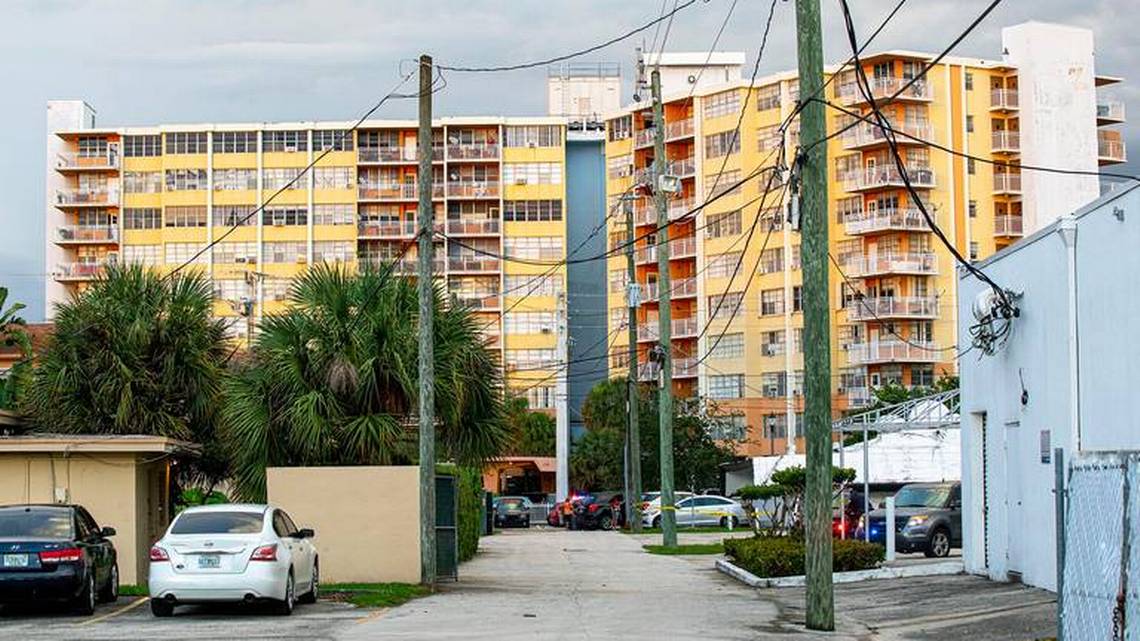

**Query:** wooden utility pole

left=795, top=0, right=835, bottom=630
left=650, top=69, right=677, bottom=548
left=624, top=196, right=643, bottom=533
left=416, top=53, right=437, bottom=587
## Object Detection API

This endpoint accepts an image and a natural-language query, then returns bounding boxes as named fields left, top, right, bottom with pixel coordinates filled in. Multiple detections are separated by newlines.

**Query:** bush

left=722, top=536, right=884, bottom=578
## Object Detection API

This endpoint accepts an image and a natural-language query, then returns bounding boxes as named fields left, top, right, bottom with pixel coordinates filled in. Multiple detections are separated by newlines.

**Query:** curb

left=715, top=558, right=964, bottom=588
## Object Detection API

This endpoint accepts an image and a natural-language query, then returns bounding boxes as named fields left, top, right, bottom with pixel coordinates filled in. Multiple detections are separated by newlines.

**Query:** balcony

left=840, top=252, right=937, bottom=278
left=454, top=294, right=501, bottom=310
left=665, top=119, right=695, bottom=141
left=836, top=77, right=933, bottom=106
left=994, top=214, right=1024, bottom=237
left=989, top=89, right=1019, bottom=112
left=387, top=257, right=445, bottom=275
left=357, top=145, right=444, bottom=164
left=358, top=220, right=416, bottom=238
left=446, top=218, right=500, bottom=235
left=846, top=340, right=942, bottom=365
left=54, top=225, right=119, bottom=245
left=635, top=236, right=697, bottom=264
left=55, top=151, right=119, bottom=171
left=992, top=173, right=1022, bottom=195
left=846, top=387, right=873, bottom=408
left=844, top=165, right=935, bottom=192
left=1098, top=131, right=1127, bottom=165
left=638, top=316, right=699, bottom=342
left=446, top=181, right=501, bottom=199
left=634, top=128, right=656, bottom=149
left=846, top=296, right=939, bottom=322
left=53, top=261, right=108, bottom=281
left=843, top=207, right=929, bottom=235
left=56, top=189, right=119, bottom=208
left=638, top=357, right=698, bottom=381
left=841, top=121, right=932, bottom=150
left=644, top=277, right=697, bottom=302
left=358, top=184, right=444, bottom=201
left=1097, top=100, right=1126, bottom=125
left=991, top=130, right=1020, bottom=153
left=633, top=196, right=696, bottom=225
left=447, top=257, right=500, bottom=273
left=446, top=143, right=500, bottom=160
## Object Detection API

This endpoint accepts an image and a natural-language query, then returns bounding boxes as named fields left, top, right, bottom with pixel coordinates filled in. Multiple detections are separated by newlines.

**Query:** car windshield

left=499, top=499, right=525, bottom=510
left=171, top=511, right=264, bottom=534
left=894, top=486, right=951, bottom=508
left=0, top=509, right=73, bottom=538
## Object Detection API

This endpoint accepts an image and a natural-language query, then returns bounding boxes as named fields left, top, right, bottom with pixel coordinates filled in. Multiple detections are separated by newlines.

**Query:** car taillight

left=588, top=504, right=600, bottom=513
left=40, top=547, right=82, bottom=564
left=149, top=546, right=170, bottom=562
left=250, top=544, right=278, bottom=562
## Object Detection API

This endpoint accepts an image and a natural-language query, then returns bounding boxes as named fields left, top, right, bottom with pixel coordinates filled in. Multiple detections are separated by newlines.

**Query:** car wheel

left=523, top=518, right=530, bottom=529
left=298, top=560, right=319, bottom=605
left=275, top=571, right=295, bottom=616
left=926, top=528, right=951, bottom=558
left=599, top=514, right=613, bottom=530
left=150, top=599, right=175, bottom=618
left=652, top=516, right=661, bottom=529
left=99, top=563, right=119, bottom=603
left=74, top=573, right=97, bottom=616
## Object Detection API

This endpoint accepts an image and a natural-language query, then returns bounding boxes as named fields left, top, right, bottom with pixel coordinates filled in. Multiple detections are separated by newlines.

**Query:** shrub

left=722, top=536, right=884, bottom=578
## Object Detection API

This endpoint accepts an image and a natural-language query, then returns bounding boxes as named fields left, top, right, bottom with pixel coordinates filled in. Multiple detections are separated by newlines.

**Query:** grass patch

left=643, top=543, right=724, bottom=555
left=322, top=582, right=430, bottom=608
left=118, top=584, right=148, bottom=597
left=625, top=526, right=742, bottom=535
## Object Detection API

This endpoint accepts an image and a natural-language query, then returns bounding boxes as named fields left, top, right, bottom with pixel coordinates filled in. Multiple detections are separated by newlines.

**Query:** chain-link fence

left=1061, top=452, right=1137, bottom=640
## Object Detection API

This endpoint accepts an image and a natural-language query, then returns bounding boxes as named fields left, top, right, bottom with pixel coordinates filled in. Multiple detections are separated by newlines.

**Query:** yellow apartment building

left=44, top=104, right=569, bottom=404
left=603, top=22, right=1127, bottom=457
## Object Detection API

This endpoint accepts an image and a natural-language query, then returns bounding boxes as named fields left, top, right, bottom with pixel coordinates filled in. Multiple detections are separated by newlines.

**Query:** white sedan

left=642, top=495, right=747, bottom=528
left=148, top=504, right=318, bottom=617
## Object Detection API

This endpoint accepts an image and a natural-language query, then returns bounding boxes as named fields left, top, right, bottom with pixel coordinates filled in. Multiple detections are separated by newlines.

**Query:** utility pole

left=795, top=0, right=835, bottom=630
left=416, top=53, right=436, bottom=587
left=624, top=195, right=643, bottom=533
left=650, top=69, right=677, bottom=548
left=555, top=292, right=569, bottom=502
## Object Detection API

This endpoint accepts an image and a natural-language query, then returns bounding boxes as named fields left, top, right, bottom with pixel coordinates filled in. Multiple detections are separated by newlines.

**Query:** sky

left=1, top=0, right=1136, bottom=321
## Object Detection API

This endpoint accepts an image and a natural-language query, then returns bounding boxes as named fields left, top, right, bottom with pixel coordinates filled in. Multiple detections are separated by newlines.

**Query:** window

left=965, top=115, right=974, bottom=133
left=164, top=168, right=208, bottom=191
left=313, top=241, right=354, bottom=263
left=704, top=129, right=741, bottom=159
left=214, top=131, right=258, bottom=153
left=912, top=364, right=935, bottom=388
left=263, top=167, right=306, bottom=190
left=708, top=374, right=743, bottom=399
left=124, top=171, right=162, bottom=194
left=76, top=136, right=107, bottom=157
left=504, top=312, right=556, bottom=335
left=965, top=72, right=974, bottom=90
left=214, top=241, right=258, bottom=264
left=505, top=349, right=558, bottom=370
left=608, top=116, right=632, bottom=141
left=264, top=242, right=307, bottom=263
left=164, top=242, right=208, bottom=265
left=609, top=269, right=628, bottom=293
left=313, top=204, right=354, bottom=225
left=968, top=200, right=978, bottom=218
left=759, top=248, right=783, bottom=274
left=763, top=414, right=787, bottom=439
left=707, top=252, right=742, bottom=279
left=172, top=511, right=263, bottom=535
left=264, top=279, right=291, bottom=301
left=214, top=279, right=247, bottom=303
left=123, top=135, right=161, bottom=157
left=122, top=244, right=160, bottom=266
left=756, top=125, right=782, bottom=153
left=313, top=130, right=353, bottom=151
left=967, top=158, right=976, bottom=175
left=709, top=414, right=747, bottom=441
left=761, top=372, right=786, bottom=397
left=512, top=385, right=555, bottom=410
left=792, top=286, right=803, bottom=312
left=705, top=169, right=742, bottom=198
left=262, top=206, right=308, bottom=226
left=313, top=166, right=354, bottom=190
left=504, top=237, right=562, bottom=260
left=504, top=200, right=562, bottom=222
left=123, top=208, right=161, bottom=230
left=212, top=204, right=257, bottom=227
left=165, top=132, right=208, bottom=154
left=213, top=168, right=258, bottom=191
left=503, top=162, right=562, bottom=185
left=262, top=130, right=308, bottom=152
left=607, top=154, right=633, bottom=179
left=504, top=274, right=561, bottom=297
left=759, top=207, right=783, bottom=231
left=756, top=84, right=780, bottom=111
left=792, top=370, right=805, bottom=395
left=703, top=89, right=741, bottom=119
left=708, top=292, right=743, bottom=319
left=164, top=206, right=207, bottom=228
left=709, top=333, right=744, bottom=359
left=761, top=330, right=785, bottom=356
left=505, top=125, right=562, bottom=148
left=760, top=288, right=784, bottom=316
left=705, top=210, right=741, bottom=238
left=969, top=241, right=979, bottom=261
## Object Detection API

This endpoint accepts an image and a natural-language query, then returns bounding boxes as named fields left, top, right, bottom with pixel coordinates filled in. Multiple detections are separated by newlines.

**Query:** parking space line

left=74, top=597, right=148, bottom=626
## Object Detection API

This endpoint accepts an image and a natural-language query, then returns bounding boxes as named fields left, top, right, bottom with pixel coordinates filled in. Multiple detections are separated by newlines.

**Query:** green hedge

left=722, top=536, right=884, bottom=578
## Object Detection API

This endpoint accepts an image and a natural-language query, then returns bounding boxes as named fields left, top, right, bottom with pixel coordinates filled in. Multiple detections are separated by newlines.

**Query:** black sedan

left=0, top=504, right=119, bottom=614
left=493, top=497, right=532, bottom=528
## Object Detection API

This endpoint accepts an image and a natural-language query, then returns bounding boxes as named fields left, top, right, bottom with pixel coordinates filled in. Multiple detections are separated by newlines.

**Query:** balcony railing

left=989, top=89, right=1019, bottom=111
left=55, top=225, right=118, bottom=244
left=446, top=181, right=501, bottom=199
left=1098, top=131, right=1127, bottom=163
left=635, top=196, right=697, bottom=225
left=840, top=252, right=938, bottom=277
left=992, top=173, right=1022, bottom=194
left=385, top=257, right=445, bottom=274
left=846, top=296, right=939, bottom=321
left=447, top=143, right=500, bottom=160
left=665, top=119, right=695, bottom=140
left=446, top=218, right=500, bottom=235
left=447, top=257, right=500, bottom=272
left=638, top=316, right=699, bottom=342
left=455, top=294, right=501, bottom=310
left=843, top=207, right=929, bottom=235
left=358, top=220, right=417, bottom=237
left=1097, top=100, right=1126, bottom=123
left=634, top=128, right=656, bottom=148
left=844, top=165, right=935, bottom=192
left=56, top=189, right=119, bottom=207
left=836, top=77, right=933, bottom=105
left=991, top=130, right=1020, bottom=153
left=846, top=340, right=942, bottom=365
left=841, top=121, right=932, bottom=150
left=638, top=357, right=698, bottom=381
left=994, top=214, right=1024, bottom=237
left=357, top=145, right=443, bottom=163
left=53, top=261, right=108, bottom=281
left=55, top=151, right=119, bottom=170
left=358, top=183, right=444, bottom=200
left=635, top=236, right=697, bottom=264
left=644, top=277, right=697, bottom=301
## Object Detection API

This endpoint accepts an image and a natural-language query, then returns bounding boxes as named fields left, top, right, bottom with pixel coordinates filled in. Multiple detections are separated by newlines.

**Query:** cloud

left=139, top=40, right=388, bottom=65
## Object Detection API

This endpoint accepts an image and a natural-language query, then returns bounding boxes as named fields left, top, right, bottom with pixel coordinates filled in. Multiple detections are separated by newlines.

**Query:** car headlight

left=906, top=515, right=929, bottom=528
left=858, top=515, right=865, bottom=528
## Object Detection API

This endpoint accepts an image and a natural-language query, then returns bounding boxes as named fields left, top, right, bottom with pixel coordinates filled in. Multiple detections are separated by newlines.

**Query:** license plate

left=197, top=554, right=221, bottom=569
left=3, top=554, right=29, bottom=568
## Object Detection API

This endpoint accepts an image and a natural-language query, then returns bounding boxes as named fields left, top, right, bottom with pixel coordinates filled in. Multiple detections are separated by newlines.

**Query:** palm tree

left=0, top=287, right=31, bottom=411
left=22, top=264, right=229, bottom=480
left=222, top=264, right=507, bottom=500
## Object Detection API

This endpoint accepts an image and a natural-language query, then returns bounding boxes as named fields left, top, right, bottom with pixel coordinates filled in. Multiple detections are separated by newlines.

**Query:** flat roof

left=0, top=434, right=196, bottom=455
left=53, top=115, right=568, bottom=137
left=642, top=51, right=746, bottom=67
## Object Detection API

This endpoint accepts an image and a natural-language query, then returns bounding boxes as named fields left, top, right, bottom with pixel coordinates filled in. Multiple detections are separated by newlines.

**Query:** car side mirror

left=100, top=526, right=116, bottom=538
left=949, top=500, right=961, bottom=510
left=294, top=528, right=315, bottom=539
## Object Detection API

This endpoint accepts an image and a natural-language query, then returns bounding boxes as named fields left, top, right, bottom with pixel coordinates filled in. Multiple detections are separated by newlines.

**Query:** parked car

left=571, top=497, right=621, bottom=530
left=643, top=495, right=746, bottom=528
left=856, top=482, right=962, bottom=557
left=638, top=491, right=694, bottom=517
left=148, top=504, right=318, bottom=617
left=493, top=497, right=532, bottom=528
left=0, top=504, right=118, bottom=615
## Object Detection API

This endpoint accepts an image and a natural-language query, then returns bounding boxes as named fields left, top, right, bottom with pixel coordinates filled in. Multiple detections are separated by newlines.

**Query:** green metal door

left=435, top=474, right=458, bottom=581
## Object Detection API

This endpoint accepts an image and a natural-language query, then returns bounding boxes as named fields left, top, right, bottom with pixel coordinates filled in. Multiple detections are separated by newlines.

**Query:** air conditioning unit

left=514, top=178, right=528, bottom=185
left=296, top=255, right=307, bottom=264
left=540, top=327, right=552, bottom=334
left=235, top=257, right=248, bottom=264
left=527, top=142, right=538, bottom=148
